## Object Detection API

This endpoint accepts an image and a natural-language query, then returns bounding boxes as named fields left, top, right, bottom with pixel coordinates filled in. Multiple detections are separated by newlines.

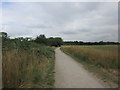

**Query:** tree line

left=0, top=32, right=63, bottom=48
left=35, top=34, right=63, bottom=46
left=63, top=41, right=119, bottom=45
left=0, top=32, right=119, bottom=48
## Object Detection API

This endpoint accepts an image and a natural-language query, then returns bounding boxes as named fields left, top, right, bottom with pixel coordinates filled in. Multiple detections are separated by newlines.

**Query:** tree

left=47, top=37, right=63, bottom=47
left=0, top=32, right=8, bottom=38
left=34, top=34, right=48, bottom=45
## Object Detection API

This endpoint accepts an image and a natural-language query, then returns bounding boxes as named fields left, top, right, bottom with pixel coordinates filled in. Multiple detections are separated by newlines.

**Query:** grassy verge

left=61, top=45, right=119, bottom=88
left=2, top=41, right=55, bottom=88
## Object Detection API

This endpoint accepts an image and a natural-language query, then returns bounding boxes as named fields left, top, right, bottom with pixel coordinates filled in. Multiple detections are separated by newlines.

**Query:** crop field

left=61, top=45, right=118, bottom=70
left=61, top=45, right=119, bottom=86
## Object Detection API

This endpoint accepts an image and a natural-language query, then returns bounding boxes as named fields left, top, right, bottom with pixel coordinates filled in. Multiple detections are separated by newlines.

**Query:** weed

left=2, top=42, right=55, bottom=88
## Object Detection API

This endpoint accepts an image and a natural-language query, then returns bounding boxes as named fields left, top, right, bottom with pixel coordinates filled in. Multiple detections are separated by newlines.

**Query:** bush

left=2, top=39, right=55, bottom=88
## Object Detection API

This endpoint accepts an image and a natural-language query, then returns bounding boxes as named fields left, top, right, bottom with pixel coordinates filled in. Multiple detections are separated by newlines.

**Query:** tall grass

left=61, top=45, right=118, bottom=70
left=2, top=41, right=55, bottom=88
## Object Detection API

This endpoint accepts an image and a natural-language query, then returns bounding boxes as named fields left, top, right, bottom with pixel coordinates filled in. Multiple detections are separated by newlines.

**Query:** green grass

left=2, top=41, right=55, bottom=88
left=61, top=45, right=119, bottom=87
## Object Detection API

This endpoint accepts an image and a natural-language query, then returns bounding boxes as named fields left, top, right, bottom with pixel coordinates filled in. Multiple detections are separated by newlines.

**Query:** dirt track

left=55, top=48, right=107, bottom=88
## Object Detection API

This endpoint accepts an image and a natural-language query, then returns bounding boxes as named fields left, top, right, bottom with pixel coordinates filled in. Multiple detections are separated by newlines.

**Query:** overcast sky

left=1, top=2, right=118, bottom=41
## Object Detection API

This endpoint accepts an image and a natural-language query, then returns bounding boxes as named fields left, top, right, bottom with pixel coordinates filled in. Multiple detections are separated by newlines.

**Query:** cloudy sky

left=1, top=2, right=118, bottom=41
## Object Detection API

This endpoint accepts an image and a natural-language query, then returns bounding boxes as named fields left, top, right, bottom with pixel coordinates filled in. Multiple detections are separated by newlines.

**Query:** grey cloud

left=61, top=29, right=90, bottom=35
left=2, top=2, right=118, bottom=42
left=26, top=24, right=52, bottom=29
left=77, top=29, right=90, bottom=32
left=60, top=31, right=78, bottom=35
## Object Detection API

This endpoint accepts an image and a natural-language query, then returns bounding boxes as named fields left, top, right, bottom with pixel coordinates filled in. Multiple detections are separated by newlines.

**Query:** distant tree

left=99, top=41, right=104, bottom=45
left=74, top=41, right=79, bottom=45
left=54, top=37, right=63, bottom=47
left=79, top=41, right=83, bottom=45
left=0, top=32, right=11, bottom=49
left=48, top=37, right=63, bottom=47
left=0, top=32, right=8, bottom=38
left=35, top=34, right=48, bottom=45
left=47, top=37, right=54, bottom=46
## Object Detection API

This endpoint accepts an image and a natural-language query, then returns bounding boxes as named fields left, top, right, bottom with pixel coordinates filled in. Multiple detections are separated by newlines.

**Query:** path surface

left=55, top=48, right=106, bottom=88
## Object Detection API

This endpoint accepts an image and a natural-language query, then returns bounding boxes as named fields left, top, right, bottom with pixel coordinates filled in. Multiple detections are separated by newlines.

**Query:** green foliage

left=48, top=37, right=63, bottom=46
left=0, top=32, right=8, bottom=38
left=64, top=41, right=119, bottom=45
left=34, top=34, right=63, bottom=47
left=35, top=35, right=48, bottom=45
left=2, top=37, right=55, bottom=88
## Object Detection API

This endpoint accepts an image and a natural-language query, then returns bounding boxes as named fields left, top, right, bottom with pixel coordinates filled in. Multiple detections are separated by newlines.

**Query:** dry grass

left=61, top=45, right=118, bottom=70
left=2, top=46, right=55, bottom=88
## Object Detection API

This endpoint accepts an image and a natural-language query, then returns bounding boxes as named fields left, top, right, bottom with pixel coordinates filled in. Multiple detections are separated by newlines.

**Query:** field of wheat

left=61, top=45, right=118, bottom=70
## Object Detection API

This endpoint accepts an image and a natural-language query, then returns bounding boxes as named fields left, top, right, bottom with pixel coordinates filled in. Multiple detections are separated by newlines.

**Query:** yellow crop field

left=61, top=45, right=118, bottom=70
